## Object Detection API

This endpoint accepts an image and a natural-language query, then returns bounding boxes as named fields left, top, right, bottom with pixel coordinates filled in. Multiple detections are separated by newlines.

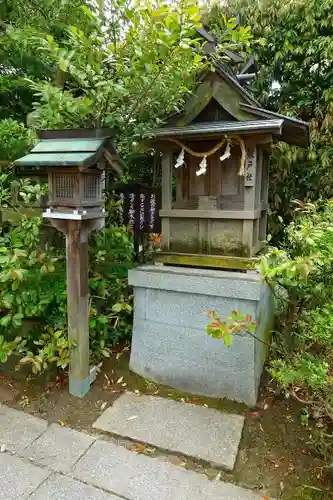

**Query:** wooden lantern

left=15, top=128, right=123, bottom=398
left=15, top=128, right=123, bottom=220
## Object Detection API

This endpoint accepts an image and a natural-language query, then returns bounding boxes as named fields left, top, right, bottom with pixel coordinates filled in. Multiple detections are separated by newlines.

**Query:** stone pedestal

left=129, top=265, right=274, bottom=405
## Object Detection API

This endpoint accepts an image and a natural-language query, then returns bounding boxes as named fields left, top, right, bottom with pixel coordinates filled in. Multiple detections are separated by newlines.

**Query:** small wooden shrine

left=129, top=37, right=310, bottom=406
left=151, top=63, right=309, bottom=268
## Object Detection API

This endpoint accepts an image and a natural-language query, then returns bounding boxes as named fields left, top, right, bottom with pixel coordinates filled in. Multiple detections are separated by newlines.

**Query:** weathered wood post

left=15, top=128, right=123, bottom=397
left=66, top=220, right=90, bottom=396
left=49, top=218, right=103, bottom=396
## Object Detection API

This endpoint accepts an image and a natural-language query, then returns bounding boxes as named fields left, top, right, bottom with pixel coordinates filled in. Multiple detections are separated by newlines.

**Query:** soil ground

left=0, top=345, right=331, bottom=500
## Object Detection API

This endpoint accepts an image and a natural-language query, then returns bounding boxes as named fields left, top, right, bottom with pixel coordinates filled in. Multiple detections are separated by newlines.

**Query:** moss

left=115, top=354, right=248, bottom=414
left=168, top=238, right=250, bottom=257
left=155, top=252, right=258, bottom=270
left=175, top=79, right=214, bottom=127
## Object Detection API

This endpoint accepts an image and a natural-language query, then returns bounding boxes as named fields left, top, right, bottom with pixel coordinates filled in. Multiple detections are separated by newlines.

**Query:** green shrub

left=261, top=200, right=333, bottom=433
left=0, top=119, right=35, bottom=162
left=88, top=225, right=134, bottom=359
left=0, top=183, right=134, bottom=373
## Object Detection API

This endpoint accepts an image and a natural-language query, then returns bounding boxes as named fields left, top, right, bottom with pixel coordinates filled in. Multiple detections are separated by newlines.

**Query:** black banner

left=115, top=183, right=161, bottom=234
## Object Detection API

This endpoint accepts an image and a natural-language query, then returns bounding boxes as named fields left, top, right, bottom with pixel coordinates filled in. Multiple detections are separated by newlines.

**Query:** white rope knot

left=196, top=156, right=207, bottom=176
left=220, top=141, right=231, bottom=162
left=167, top=136, right=246, bottom=177
left=174, top=148, right=185, bottom=169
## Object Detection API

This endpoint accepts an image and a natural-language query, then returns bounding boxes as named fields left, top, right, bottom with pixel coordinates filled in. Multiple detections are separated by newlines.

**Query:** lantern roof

left=15, top=128, right=124, bottom=174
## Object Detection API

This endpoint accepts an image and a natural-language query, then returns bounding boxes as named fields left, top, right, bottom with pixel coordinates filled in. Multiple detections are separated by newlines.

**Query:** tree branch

left=124, top=65, right=165, bottom=127
left=291, top=391, right=333, bottom=423
left=236, top=329, right=271, bottom=348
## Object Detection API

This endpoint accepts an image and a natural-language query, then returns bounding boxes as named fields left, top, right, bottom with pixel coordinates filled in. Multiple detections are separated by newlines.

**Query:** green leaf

left=112, top=302, right=123, bottom=313
left=1, top=293, right=14, bottom=308
left=0, top=315, right=12, bottom=327
left=12, top=280, right=19, bottom=291
left=12, top=313, right=23, bottom=328
left=0, top=352, right=8, bottom=363
left=59, top=60, right=69, bottom=72
left=224, top=335, right=233, bottom=347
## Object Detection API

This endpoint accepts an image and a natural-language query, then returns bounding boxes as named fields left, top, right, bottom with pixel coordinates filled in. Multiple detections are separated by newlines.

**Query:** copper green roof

left=14, top=129, right=124, bottom=173
left=15, top=138, right=106, bottom=170
left=33, top=138, right=105, bottom=153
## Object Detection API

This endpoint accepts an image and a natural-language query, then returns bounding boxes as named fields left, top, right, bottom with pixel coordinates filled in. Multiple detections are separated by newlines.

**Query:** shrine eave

left=240, top=103, right=309, bottom=147
left=152, top=119, right=284, bottom=140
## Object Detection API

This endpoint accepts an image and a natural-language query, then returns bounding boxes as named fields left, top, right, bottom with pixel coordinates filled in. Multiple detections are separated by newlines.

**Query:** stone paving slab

left=30, top=473, right=122, bottom=500
left=0, top=453, right=49, bottom=500
left=73, top=439, right=262, bottom=500
left=93, top=392, right=245, bottom=470
left=22, top=423, right=95, bottom=473
left=0, top=403, right=48, bottom=454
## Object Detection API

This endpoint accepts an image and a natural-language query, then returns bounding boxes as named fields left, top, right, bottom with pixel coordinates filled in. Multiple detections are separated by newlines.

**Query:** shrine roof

left=240, top=103, right=309, bottom=147
left=153, top=46, right=310, bottom=148
left=214, top=63, right=260, bottom=107
left=152, top=65, right=309, bottom=147
left=152, top=119, right=284, bottom=139
left=15, top=150, right=102, bottom=168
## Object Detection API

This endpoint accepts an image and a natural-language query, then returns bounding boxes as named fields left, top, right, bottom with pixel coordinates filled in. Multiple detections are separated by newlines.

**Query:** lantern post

left=15, top=128, right=122, bottom=397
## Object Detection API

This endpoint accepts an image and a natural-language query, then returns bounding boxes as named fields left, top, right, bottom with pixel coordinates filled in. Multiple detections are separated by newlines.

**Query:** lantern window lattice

left=49, top=170, right=103, bottom=210
left=55, top=173, right=75, bottom=201
left=84, top=174, right=101, bottom=200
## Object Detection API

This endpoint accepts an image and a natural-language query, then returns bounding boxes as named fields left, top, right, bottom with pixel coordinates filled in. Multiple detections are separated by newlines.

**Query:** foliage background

left=2, top=0, right=333, bottom=458
left=260, top=201, right=333, bottom=462
left=209, top=0, right=333, bottom=242
left=0, top=0, right=253, bottom=371
left=207, top=0, right=333, bottom=464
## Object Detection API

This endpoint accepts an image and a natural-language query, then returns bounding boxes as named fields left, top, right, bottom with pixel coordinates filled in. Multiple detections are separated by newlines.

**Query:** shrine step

left=0, top=403, right=263, bottom=500
left=92, top=392, right=245, bottom=471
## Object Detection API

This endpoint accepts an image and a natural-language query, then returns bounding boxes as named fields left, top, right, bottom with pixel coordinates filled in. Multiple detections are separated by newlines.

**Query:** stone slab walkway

left=0, top=403, right=263, bottom=500
left=93, top=392, right=245, bottom=470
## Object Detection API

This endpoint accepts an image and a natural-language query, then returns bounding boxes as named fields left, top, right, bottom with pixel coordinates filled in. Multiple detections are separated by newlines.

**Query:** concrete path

left=93, top=392, right=245, bottom=470
left=0, top=403, right=264, bottom=500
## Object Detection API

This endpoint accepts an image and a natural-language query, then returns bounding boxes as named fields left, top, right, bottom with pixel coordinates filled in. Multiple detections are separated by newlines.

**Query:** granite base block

left=129, top=265, right=274, bottom=405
